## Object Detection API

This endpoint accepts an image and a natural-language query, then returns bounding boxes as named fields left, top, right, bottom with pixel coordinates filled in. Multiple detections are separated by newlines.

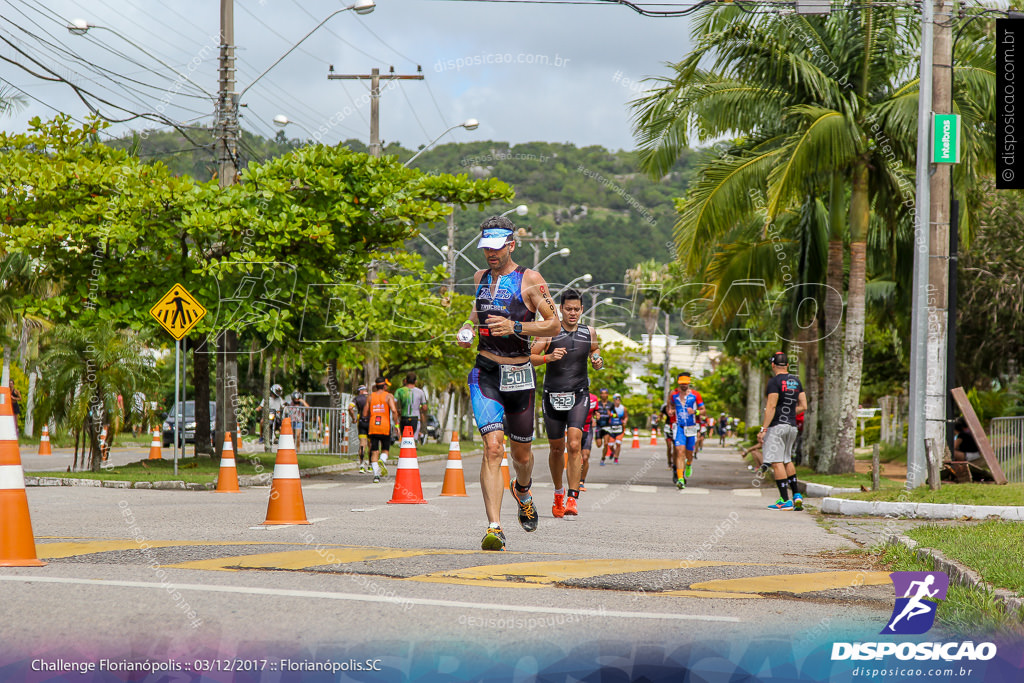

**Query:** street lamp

left=501, top=204, right=529, bottom=218
left=67, top=19, right=216, bottom=99
left=534, top=247, right=570, bottom=270
left=273, top=114, right=316, bottom=138
left=555, top=273, right=592, bottom=298
left=583, top=297, right=616, bottom=320
left=239, top=0, right=375, bottom=99
left=404, top=119, right=479, bottom=167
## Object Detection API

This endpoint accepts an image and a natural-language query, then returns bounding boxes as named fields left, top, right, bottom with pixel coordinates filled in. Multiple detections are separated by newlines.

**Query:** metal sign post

left=149, top=282, right=206, bottom=479
left=173, top=339, right=180, bottom=476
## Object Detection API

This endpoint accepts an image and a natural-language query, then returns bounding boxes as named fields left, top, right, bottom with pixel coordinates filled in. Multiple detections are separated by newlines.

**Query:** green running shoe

left=684, top=465, right=692, bottom=479
left=481, top=526, right=507, bottom=551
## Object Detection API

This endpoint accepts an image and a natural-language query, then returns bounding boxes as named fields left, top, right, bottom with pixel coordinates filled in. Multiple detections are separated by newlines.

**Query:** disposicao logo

left=830, top=571, right=997, bottom=663
left=883, top=571, right=948, bottom=635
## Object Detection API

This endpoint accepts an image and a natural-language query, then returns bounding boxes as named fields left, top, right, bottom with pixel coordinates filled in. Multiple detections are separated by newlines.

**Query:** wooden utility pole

left=327, top=66, right=424, bottom=156
left=925, top=0, right=955, bottom=458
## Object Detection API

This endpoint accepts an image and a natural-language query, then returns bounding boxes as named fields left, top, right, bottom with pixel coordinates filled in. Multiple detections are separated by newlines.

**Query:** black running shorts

left=542, top=387, right=590, bottom=440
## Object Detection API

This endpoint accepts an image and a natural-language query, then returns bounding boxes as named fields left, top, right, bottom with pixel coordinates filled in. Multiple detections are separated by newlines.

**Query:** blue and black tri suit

left=468, top=266, right=537, bottom=442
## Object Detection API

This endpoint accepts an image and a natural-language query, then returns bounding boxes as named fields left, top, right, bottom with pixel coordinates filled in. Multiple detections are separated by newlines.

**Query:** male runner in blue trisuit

left=456, top=215, right=561, bottom=551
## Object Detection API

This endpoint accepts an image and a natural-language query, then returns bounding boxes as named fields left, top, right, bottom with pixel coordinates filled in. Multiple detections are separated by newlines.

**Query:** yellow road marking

left=688, top=571, right=893, bottom=594
left=164, top=547, right=481, bottom=572
left=407, top=559, right=760, bottom=586
left=658, top=590, right=764, bottom=599
left=35, top=540, right=285, bottom=559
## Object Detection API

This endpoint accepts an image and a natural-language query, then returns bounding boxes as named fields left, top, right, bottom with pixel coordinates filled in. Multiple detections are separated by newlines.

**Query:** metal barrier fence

left=990, top=416, right=1024, bottom=483
left=281, top=405, right=357, bottom=456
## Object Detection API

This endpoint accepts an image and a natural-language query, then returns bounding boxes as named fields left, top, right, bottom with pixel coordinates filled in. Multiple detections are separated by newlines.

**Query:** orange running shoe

left=552, top=493, right=565, bottom=518
left=564, top=496, right=578, bottom=516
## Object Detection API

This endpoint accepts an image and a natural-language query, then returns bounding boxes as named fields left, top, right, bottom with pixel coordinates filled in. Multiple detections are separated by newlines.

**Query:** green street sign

left=932, top=114, right=961, bottom=164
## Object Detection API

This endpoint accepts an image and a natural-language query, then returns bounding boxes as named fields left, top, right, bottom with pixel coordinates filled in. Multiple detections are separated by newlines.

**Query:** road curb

left=797, top=481, right=861, bottom=498
left=821, top=497, right=1024, bottom=520
left=887, top=532, right=1024, bottom=621
left=24, top=449, right=483, bottom=490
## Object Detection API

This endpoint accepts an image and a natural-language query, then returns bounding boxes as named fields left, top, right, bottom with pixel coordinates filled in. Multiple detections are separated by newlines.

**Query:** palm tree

left=37, top=326, right=158, bottom=471
left=632, top=4, right=991, bottom=472
left=625, top=259, right=669, bottom=363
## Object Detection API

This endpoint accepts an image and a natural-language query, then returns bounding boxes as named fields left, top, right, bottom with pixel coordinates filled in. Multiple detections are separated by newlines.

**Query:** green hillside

left=108, top=129, right=696, bottom=288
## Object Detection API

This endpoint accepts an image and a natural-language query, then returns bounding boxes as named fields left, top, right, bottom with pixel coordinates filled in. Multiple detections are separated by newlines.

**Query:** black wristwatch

left=513, top=321, right=523, bottom=335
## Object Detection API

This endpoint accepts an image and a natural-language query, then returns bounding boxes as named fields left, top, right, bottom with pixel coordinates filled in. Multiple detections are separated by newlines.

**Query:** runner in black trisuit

left=456, top=215, right=561, bottom=551
left=530, top=288, right=603, bottom=519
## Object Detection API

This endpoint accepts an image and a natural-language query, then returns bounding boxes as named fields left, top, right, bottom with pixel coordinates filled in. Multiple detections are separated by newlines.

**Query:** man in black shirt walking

left=758, top=352, right=808, bottom=510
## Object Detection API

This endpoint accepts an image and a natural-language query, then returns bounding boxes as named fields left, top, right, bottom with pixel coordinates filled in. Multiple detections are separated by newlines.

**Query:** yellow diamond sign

left=150, top=283, right=207, bottom=340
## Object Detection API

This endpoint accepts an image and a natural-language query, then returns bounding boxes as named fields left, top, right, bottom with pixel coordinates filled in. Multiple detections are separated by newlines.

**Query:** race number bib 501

left=548, top=391, right=576, bottom=411
left=499, top=364, right=535, bottom=392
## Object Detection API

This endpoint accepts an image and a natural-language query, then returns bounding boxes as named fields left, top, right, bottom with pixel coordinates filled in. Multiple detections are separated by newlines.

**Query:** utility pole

left=445, top=211, right=457, bottom=294
left=328, top=66, right=423, bottom=384
left=328, top=66, right=424, bottom=156
left=515, top=231, right=559, bottom=269
left=925, top=0, right=956, bottom=465
left=586, top=287, right=614, bottom=328
left=908, top=0, right=935, bottom=488
left=214, top=0, right=239, bottom=459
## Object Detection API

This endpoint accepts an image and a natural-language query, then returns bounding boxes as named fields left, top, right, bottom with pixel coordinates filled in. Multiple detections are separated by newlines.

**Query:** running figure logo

left=882, top=571, right=949, bottom=635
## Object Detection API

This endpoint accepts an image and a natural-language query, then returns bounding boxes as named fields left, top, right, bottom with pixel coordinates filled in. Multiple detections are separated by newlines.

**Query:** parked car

left=163, top=401, right=216, bottom=448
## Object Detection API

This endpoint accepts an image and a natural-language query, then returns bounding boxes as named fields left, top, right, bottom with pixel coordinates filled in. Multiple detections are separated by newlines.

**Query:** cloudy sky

left=0, top=0, right=695, bottom=152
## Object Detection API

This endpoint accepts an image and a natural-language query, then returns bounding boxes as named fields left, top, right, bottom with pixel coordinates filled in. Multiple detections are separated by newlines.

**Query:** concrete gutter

left=24, top=449, right=482, bottom=490
left=821, top=497, right=1024, bottom=520
left=888, top=532, right=1024, bottom=621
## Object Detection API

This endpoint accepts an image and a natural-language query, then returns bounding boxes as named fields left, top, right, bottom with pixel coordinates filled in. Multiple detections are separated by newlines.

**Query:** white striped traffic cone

left=262, top=419, right=309, bottom=524
left=216, top=432, right=240, bottom=493
left=38, top=424, right=52, bottom=456
left=148, top=427, right=162, bottom=460
left=0, top=387, right=45, bottom=566
left=440, top=431, right=467, bottom=497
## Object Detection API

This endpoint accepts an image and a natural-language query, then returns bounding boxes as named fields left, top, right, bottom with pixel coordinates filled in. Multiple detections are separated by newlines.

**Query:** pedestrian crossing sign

left=150, top=283, right=207, bottom=340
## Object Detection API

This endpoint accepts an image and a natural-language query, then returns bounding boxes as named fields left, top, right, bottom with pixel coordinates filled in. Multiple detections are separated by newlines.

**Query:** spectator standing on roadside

left=10, top=380, right=21, bottom=434
left=395, top=372, right=428, bottom=440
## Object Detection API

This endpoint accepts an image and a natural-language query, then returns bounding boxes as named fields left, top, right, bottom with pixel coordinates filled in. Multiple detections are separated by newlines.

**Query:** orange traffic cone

left=148, top=427, right=162, bottom=460
left=38, top=424, right=52, bottom=456
left=0, top=387, right=45, bottom=566
left=650, top=429, right=657, bottom=446
left=500, top=437, right=510, bottom=489
left=99, top=425, right=109, bottom=461
left=440, top=431, right=468, bottom=497
left=262, top=418, right=309, bottom=524
left=631, top=428, right=640, bottom=449
left=388, top=426, right=427, bottom=504
left=216, top=432, right=240, bottom=493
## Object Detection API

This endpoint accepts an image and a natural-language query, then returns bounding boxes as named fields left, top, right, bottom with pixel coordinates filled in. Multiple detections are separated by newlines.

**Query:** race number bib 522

left=499, top=364, right=535, bottom=392
left=548, top=391, right=576, bottom=411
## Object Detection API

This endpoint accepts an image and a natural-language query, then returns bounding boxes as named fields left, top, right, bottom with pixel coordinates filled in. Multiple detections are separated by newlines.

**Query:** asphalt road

left=3, top=439, right=898, bottom=678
